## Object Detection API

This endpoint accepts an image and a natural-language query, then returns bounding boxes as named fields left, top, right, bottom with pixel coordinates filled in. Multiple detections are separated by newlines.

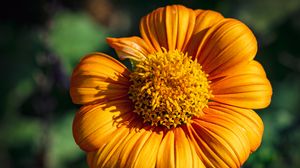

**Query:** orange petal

left=94, top=125, right=131, bottom=167
left=70, top=53, right=131, bottom=104
left=140, top=5, right=196, bottom=51
left=118, top=127, right=157, bottom=168
left=87, top=152, right=96, bottom=168
left=156, top=128, right=205, bottom=168
left=106, top=36, right=153, bottom=61
left=156, top=130, right=175, bottom=168
left=186, top=128, right=206, bottom=168
left=193, top=10, right=224, bottom=35
left=211, top=61, right=272, bottom=109
left=209, top=60, right=266, bottom=81
left=188, top=115, right=251, bottom=168
left=89, top=120, right=142, bottom=167
left=130, top=129, right=163, bottom=168
left=72, top=99, right=135, bottom=151
left=174, top=127, right=196, bottom=168
left=189, top=19, right=257, bottom=76
left=87, top=125, right=163, bottom=168
left=205, top=102, right=264, bottom=151
left=187, top=10, right=224, bottom=57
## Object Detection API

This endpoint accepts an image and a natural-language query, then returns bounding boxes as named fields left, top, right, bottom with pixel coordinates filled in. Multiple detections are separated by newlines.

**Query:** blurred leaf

left=0, top=118, right=41, bottom=147
left=235, top=0, right=300, bottom=35
left=48, top=111, right=84, bottom=168
left=49, top=11, right=109, bottom=74
left=273, top=78, right=300, bottom=112
left=0, top=24, right=43, bottom=119
left=5, top=78, right=35, bottom=117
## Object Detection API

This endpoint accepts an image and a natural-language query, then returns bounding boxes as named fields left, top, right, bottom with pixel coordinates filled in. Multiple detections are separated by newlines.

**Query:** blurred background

left=1, top=0, right=300, bottom=167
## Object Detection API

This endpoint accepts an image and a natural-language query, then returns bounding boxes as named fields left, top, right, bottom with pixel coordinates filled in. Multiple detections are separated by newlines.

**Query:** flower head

left=70, top=5, right=272, bottom=168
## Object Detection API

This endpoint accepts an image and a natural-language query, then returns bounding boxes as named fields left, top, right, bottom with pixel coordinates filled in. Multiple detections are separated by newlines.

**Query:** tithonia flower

left=70, top=5, right=272, bottom=168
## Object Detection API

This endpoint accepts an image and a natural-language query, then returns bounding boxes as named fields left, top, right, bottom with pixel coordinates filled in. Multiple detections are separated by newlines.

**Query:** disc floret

left=129, top=49, right=211, bottom=128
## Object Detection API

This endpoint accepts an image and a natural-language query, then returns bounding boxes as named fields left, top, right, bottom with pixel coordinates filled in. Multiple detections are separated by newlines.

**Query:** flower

left=70, top=5, right=272, bottom=168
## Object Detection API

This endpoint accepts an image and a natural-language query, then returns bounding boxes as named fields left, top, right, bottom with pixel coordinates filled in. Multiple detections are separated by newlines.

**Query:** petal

left=92, top=125, right=132, bottom=167
left=106, top=36, right=153, bottom=61
left=186, top=129, right=206, bottom=168
left=174, top=127, right=195, bottom=168
left=190, top=19, right=258, bottom=76
left=70, top=53, right=131, bottom=104
left=72, top=99, right=135, bottom=151
left=87, top=125, right=163, bottom=168
left=88, top=120, right=143, bottom=168
left=211, top=61, right=272, bottom=109
left=187, top=10, right=224, bottom=57
left=140, top=5, right=196, bottom=51
left=119, top=127, right=162, bottom=168
left=209, top=60, right=267, bottom=80
left=205, top=102, right=264, bottom=151
left=193, top=10, right=224, bottom=35
left=188, top=115, right=251, bottom=168
left=156, top=130, right=175, bottom=168
left=156, top=128, right=205, bottom=168
left=130, top=129, right=163, bottom=168
left=87, top=152, right=96, bottom=168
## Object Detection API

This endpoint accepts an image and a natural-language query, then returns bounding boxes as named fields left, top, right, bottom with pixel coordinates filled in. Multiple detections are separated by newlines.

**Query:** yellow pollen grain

left=129, top=49, right=212, bottom=129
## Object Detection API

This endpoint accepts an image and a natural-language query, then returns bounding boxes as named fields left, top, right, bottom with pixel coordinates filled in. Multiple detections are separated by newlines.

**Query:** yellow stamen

left=129, top=49, right=212, bottom=128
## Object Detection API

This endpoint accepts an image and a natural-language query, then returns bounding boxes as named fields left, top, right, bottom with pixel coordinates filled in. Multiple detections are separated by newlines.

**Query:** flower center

left=129, top=49, right=211, bottom=128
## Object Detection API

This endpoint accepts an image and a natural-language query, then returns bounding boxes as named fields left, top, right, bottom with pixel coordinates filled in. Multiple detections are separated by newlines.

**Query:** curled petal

left=107, top=36, right=153, bottom=61
left=211, top=61, right=272, bottom=109
left=140, top=5, right=196, bottom=51
left=70, top=53, right=130, bottom=104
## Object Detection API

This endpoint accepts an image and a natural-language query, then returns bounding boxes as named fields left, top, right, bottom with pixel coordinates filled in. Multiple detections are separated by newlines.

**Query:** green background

left=1, top=0, right=300, bottom=167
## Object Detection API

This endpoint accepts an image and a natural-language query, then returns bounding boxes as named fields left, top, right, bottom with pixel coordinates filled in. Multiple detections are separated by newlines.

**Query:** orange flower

left=70, top=5, right=272, bottom=168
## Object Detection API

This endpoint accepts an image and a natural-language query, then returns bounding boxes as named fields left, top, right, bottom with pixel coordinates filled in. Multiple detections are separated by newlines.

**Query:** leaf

left=48, top=112, right=84, bottom=168
left=49, top=11, right=109, bottom=74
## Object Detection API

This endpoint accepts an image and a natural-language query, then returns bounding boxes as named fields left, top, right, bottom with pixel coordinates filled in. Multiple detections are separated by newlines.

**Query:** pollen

left=128, top=49, right=212, bottom=128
